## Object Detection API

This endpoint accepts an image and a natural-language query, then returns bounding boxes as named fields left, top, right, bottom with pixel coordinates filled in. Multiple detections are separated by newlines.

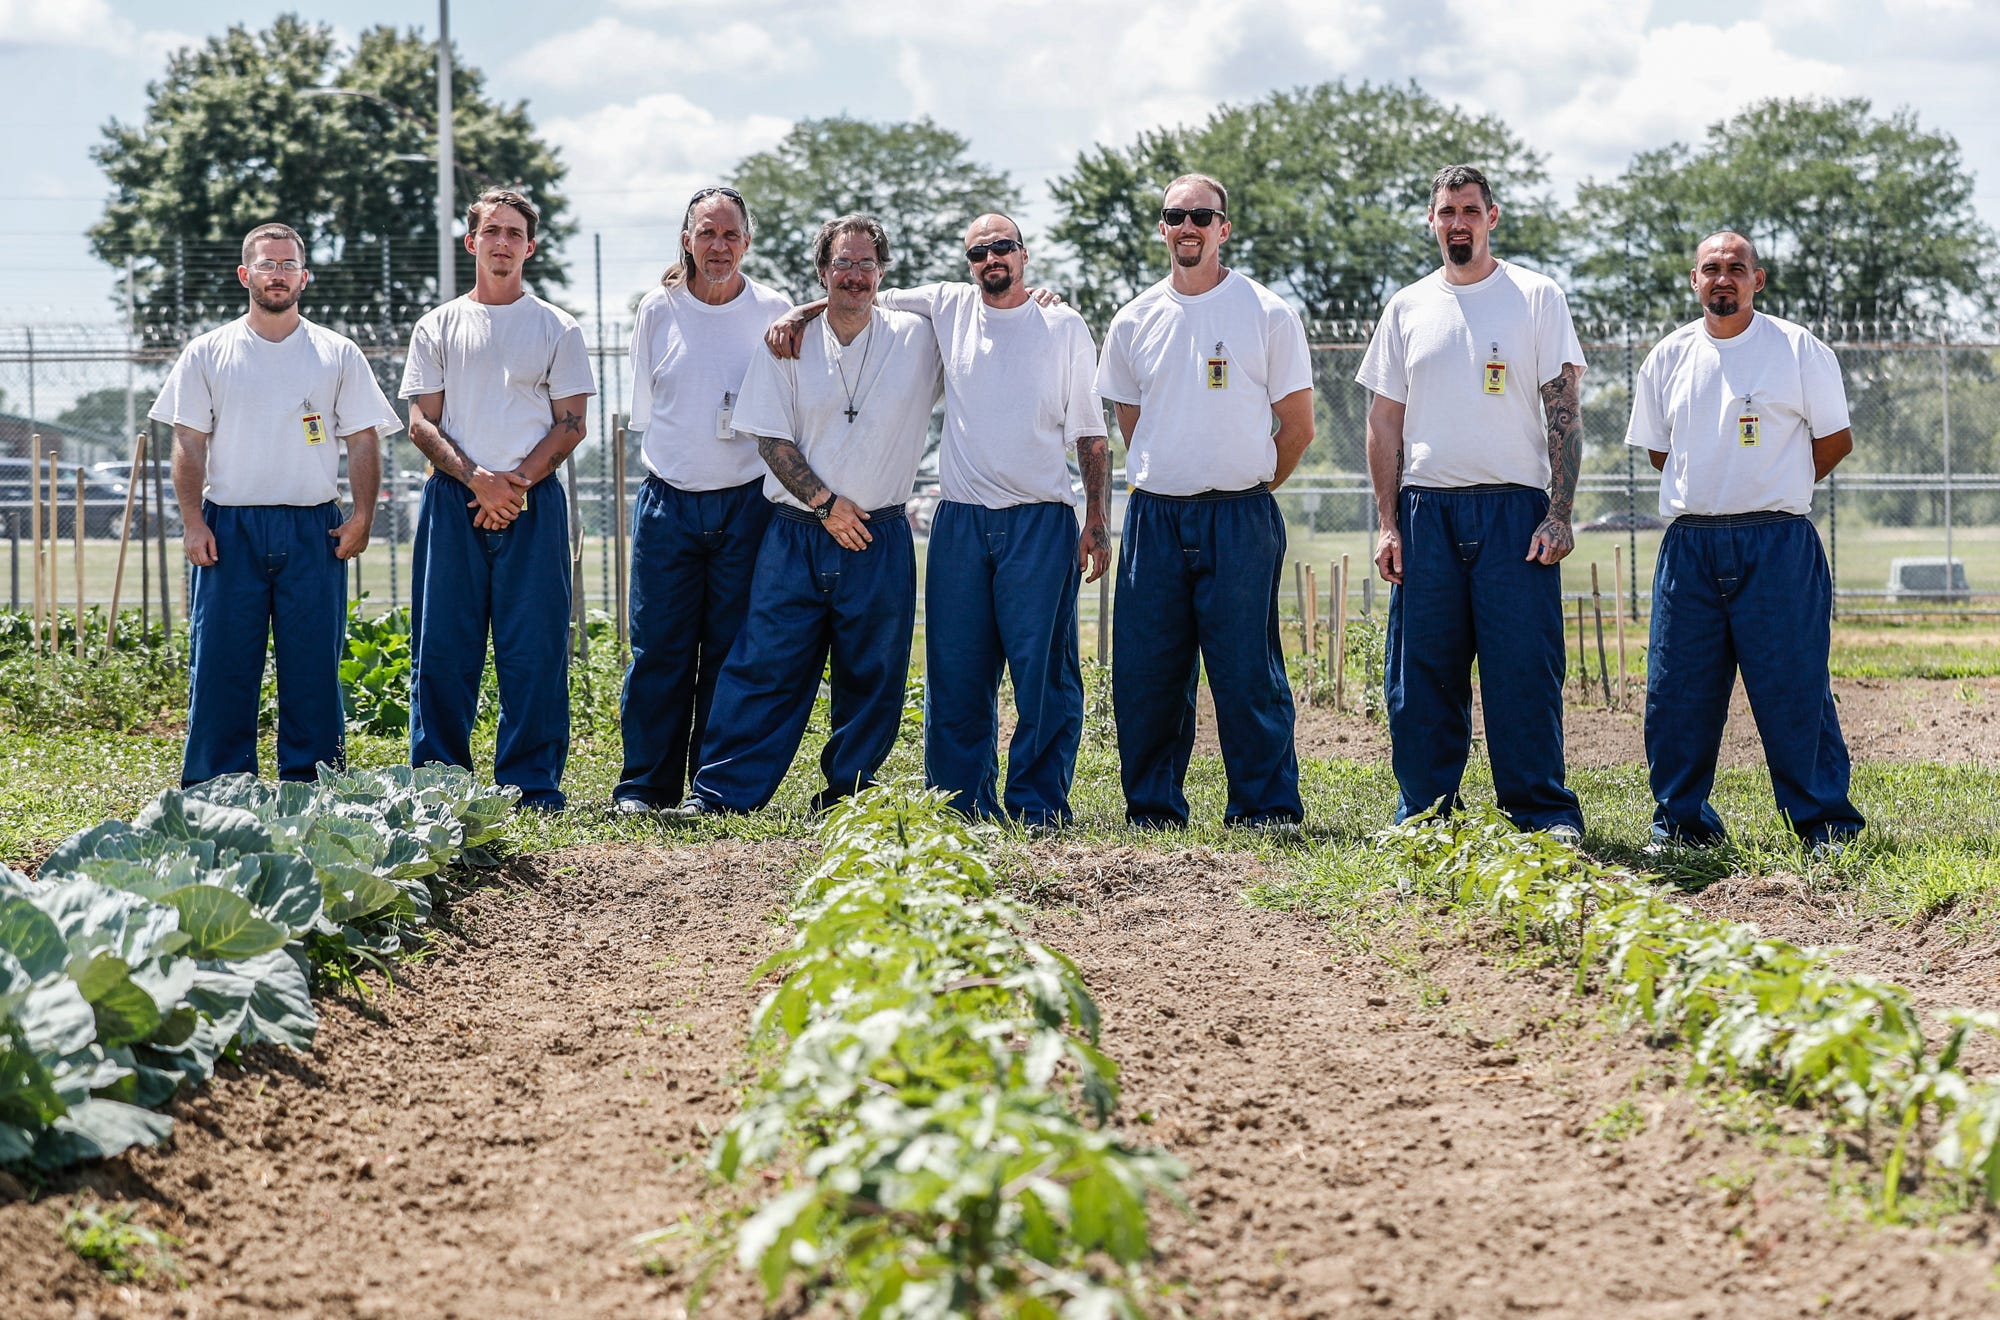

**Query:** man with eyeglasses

left=1096, top=174, right=1316, bottom=833
left=151, top=221, right=401, bottom=786
left=1357, top=163, right=1586, bottom=839
left=764, top=214, right=1108, bottom=830
left=400, top=188, right=597, bottom=811
left=612, top=186, right=794, bottom=817
left=669, top=214, right=942, bottom=819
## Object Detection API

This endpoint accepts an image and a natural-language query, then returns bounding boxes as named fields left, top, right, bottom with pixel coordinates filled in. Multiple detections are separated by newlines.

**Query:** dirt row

left=7, top=837, right=1997, bottom=1319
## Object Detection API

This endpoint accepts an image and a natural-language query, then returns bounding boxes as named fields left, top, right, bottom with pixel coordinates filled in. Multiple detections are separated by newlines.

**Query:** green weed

left=60, top=1199, right=183, bottom=1285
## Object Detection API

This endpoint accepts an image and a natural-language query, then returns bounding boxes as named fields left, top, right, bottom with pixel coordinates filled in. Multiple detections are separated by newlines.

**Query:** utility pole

left=436, top=0, right=456, bottom=302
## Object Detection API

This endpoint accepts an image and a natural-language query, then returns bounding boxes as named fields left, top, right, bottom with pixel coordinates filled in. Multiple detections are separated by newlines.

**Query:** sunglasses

left=966, top=238, right=1024, bottom=263
left=1160, top=207, right=1225, bottom=227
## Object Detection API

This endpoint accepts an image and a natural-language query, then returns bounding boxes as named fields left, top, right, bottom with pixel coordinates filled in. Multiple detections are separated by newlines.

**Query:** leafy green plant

left=679, top=784, right=1183, bottom=1317
left=61, top=1197, right=184, bottom=1285
left=340, top=599, right=411, bottom=736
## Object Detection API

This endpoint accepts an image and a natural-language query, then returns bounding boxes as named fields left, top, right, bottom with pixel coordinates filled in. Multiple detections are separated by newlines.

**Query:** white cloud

left=0, top=0, right=187, bottom=59
left=542, top=92, right=791, bottom=232
left=506, top=16, right=807, bottom=88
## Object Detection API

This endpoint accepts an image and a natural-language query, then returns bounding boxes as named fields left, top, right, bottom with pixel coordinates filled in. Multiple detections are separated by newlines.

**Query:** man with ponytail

left=613, top=187, right=794, bottom=815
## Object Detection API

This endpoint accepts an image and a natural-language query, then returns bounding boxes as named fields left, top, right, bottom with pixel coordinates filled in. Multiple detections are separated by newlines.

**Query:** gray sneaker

left=611, top=797, right=655, bottom=819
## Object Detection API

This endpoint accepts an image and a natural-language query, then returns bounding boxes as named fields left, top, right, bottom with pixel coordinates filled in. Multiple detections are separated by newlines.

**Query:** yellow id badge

left=302, top=412, right=326, bottom=445
left=1483, top=360, right=1507, bottom=395
left=1738, top=413, right=1760, bottom=446
left=1206, top=356, right=1228, bottom=390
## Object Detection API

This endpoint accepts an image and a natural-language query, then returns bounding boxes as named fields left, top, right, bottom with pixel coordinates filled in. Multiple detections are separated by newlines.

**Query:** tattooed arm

left=757, top=433, right=874, bottom=552
left=1076, top=433, right=1111, bottom=582
left=408, top=391, right=530, bottom=529
left=1529, top=363, right=1583, bottom=565
left=513, top=395, right=593, bottom=486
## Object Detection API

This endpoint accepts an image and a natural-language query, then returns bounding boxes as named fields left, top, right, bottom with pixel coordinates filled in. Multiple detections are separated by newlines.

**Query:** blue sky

left=3, top=0, right=1997, bottom=328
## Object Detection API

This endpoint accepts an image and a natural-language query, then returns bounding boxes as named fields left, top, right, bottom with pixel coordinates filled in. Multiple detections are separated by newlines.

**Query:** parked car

left=1579, top=510, right=1666, bottom=532
left=0, top=457, right=138, bottom=537
left=1885, top=556, right=1971, bottom=602
left=90, top=460, right=183, bottom=535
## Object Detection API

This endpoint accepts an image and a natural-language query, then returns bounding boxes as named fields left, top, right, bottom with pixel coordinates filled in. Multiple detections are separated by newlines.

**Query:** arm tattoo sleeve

left=1540, top=365, right=1582, bottom=519
left=1077, top=434, right=1111, bottom=547
left=757, top=434, right=829, bottom=505
left=408, top=413, right=473, bottom=482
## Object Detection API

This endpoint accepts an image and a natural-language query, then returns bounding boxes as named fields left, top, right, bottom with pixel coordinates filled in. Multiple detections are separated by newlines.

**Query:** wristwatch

left=810, top=490, right=836, bottom=521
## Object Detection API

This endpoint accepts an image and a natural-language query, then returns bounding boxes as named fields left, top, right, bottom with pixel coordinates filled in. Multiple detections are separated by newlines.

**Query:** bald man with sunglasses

left=1096, top=173, right=1316, bottom=834
left=767, top=214, right=1109, bottom=830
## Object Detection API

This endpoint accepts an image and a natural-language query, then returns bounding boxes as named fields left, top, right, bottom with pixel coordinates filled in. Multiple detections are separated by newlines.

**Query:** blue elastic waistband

left=1671, top=511, right=1803, bottom=529
left=1134, top=483, right=1269, bottom=503
left=773, top=501, right=907, bottom=524
left=1404, top=482, right=1540, bottom=495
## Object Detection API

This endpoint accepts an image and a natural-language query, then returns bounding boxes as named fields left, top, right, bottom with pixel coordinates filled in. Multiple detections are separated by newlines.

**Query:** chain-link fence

left=3, top=239, right=1994, bottom=630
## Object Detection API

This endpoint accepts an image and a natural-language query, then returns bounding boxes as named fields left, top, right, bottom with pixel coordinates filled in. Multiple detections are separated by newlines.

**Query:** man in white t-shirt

left=152, top=222, right=401, bottom=787
left=671, top=214, right=943, bottom=817
left=764, top=214, right=1110, bottom=829
left=1095, top=174, right=1316, bottom=832
left=399, top=188, right=597, bottom=811
left=1357, top=163, right=1587, bottom=837
left=613, top=187, right=792, bottom=815
left=1626, top=230, right=1863, bottom=850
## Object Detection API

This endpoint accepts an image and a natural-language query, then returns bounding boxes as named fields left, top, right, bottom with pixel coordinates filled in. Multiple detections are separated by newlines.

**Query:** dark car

left=0, top=458, right=139, bottom=537
left=1579, top=510, right=1666, bottom=532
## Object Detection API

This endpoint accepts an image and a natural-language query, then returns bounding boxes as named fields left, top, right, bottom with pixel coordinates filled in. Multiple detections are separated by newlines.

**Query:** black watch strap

left=810, top=490, right=836, bottom=520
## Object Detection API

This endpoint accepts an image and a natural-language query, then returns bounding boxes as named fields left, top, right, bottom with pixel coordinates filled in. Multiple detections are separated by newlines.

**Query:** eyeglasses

left=966, top=238, right=1024, bottom=263
left=827, top=258, right=881, bottom=272
left=249, top=260, right=305, bottom=273
left=1160, top=207, right=1225, bottom=227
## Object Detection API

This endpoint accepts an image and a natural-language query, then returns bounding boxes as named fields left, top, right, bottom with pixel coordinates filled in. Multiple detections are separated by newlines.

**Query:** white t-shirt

left=1625, top=313, right=1850, bottom=518
left=1096, top=270, right=1313, bottom=497
left=1355, top=260, right=1585, bottom=489
left=880, top=283, right=1102, bottom=509
left=149, top=316, right=402, bottom=507
left=398, top=294, right=597, bottom=473
left=732, top=307, right=943, bottom=512
left=628, top=277, right=793, bottom=491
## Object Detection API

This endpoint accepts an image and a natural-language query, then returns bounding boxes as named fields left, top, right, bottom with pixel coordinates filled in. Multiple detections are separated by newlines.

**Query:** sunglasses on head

left=1161, top=207, right=1225, bottom=227
left=966, top=238, right=1024, bottom=263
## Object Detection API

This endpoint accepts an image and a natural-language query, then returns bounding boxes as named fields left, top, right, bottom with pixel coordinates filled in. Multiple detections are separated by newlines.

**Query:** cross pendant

left=844, top=405, right=858, bottom=423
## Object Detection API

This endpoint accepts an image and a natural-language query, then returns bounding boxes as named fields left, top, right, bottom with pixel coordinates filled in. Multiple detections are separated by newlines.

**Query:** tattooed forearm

left=1540, top=364, right=1582, bottom=519
left=408, top=411, right=474, bottom=483
left=757, top=434, right=830, bottom=506
left=1077, top=434, right=1110, bottom=520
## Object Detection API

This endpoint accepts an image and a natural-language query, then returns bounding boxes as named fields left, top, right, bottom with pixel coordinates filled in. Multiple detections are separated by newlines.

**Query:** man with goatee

left=153, top=221, right=400, bottom=786
left=1358, top=163, right=1587, bottom=839
left=1627, top=230, right=1862, bottom=854
left=1096, top=173, right=1316, bottom=834
left=766, top=213, right=1108, bottom=830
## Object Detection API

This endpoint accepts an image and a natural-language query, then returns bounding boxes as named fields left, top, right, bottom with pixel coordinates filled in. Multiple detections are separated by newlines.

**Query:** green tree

left=89, top=15, right=572, bottom=331
left=729, top=117, right=1021, bottom=299
left=1572, top=98, right=1995, bottom=323
left=1049, top=81, right=1566, bottom=330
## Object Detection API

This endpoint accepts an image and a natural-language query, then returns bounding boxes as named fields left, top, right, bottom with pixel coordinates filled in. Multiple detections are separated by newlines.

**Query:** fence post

left=595, top=233, right=610, bottom=616
left=1940, top=327, right=1955, bottom=599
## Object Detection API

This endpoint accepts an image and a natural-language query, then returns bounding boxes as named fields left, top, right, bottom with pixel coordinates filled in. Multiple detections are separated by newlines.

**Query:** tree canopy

left=1572, top=98, right=1995, bottom=323
left=1049, top=81, right=1566, bottom=328
left=728, top=117, right=1021, bottom=300
left=90, top=15, right=572, bottom=328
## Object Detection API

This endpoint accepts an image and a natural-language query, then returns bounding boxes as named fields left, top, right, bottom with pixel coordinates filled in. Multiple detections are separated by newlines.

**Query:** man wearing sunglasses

left=1096, top=173, right=1316, bottom=834
left=151, top=222, right=401, bottom=786
left=670, top=214, right=943, bottom=819
left=763, top=214, right=1108, bottom=830
left=1357, top=163, right=1587, bottom=839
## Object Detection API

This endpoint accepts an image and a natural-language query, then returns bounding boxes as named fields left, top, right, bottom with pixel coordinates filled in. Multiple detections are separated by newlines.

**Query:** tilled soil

left=5, top=839, right=1998, bottom=1318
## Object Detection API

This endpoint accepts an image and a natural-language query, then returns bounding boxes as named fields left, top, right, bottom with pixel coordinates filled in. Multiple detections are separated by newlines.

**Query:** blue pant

left=408, top=472, right=571, bottom=809
left=616, top=476, right=771, bottom=807
left=183, top=501, right=345, bottom=786
left=690, top=507, right=915, bottom=813
left=1112, top=486, right=1300, bottom=828
left=924, top=500, right=1084, bottom=826
left=1386, top=484, right=1581, bottom=832
left=1645, top=513, right=1862, bottom=845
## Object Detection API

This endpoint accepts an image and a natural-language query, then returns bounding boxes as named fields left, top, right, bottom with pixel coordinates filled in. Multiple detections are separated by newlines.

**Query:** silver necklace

left=832, top=316, right=875, bottom=424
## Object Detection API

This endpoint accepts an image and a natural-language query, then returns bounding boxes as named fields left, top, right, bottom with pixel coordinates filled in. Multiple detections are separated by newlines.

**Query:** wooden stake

left=105, top=433, right=146, bottom=656
left=74, top=470, right=85, bottom=660
left=47, top=448, right=61, bottom=653
left=29, top=444, right=43, bottom=653
left=1303, top=564, right=1319, bottom=655
left=1613, top=543, right=1628, bottom=706
left=1576, top=595, right=1588, bottom=692
left=1292, top=560, right=1307, bottom=654
left=1590, top=562, right=1611, bottom=706
left=1334, top=558, right=1349, bottom=711
left=611, top=418, right=629, bottom=651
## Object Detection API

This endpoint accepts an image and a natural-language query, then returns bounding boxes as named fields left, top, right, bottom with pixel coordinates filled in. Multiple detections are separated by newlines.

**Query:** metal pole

left=1623, top=237, right=1639, bottom=622
left=46, top=448, right=59, bottom=649
left=153, top=428, right=173, bottom=652
left=125, top=255, right=137, bottom=441
left=564, top=455, right=586, bottom=661
left=140, top=425, right=151, bottom=637
left=382, top=233, right=400, bottom=611
left=596, top=233, right=609, bottom=615
left=30, top=445, right=43, bottom=651
left=74, top=471, right=85, bottom=659
left=436, top=0, right=456, bottom=303
left=8, top=514, right=16, bottom=614
left=612, top=416, right=629, bottom=650
left=105, top=432, right=145, bottom=655
left=1940, top=329, right=1955, bottom=600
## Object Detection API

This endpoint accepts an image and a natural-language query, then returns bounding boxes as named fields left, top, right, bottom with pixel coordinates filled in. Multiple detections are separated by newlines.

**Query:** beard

left=1172, top=244, right=1205, bottom=268
left=978, top=265, right=1014, bottom=294
left=1705, top=294, right=1740, bottom=317
left=252, top=286, right=300, bottom=313
left=1445, top=241, right=1474, bottom=266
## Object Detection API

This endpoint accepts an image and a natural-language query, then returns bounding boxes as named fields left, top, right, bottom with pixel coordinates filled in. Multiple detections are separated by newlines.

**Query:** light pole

left=436, top=0, right=455, bottom=302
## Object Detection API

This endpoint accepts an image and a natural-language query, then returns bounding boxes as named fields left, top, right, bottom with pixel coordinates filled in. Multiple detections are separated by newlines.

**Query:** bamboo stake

left=1613, top=543, right=1628, bottom=706
left=104, top=433, right=146, bottom=656
left=47, top=448, right=60, bottom=653
left=1292, top=561, right=1306, bottom=655
left=1575, top=596, right=1588, bottom=693
left=1590, top=562, right=1611, bottom=706
left=74, top=470, right=85, bottom=660
left=1301, top=565, right=1317, bottom=705
left=611, top=419, right=629, bottom=651
left=1334, top=554, right=1349, bottom=711
left=29, top=444, right=43, bottom=653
